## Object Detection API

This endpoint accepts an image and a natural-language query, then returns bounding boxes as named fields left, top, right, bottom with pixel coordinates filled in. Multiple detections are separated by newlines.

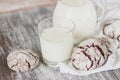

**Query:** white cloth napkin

left=57, top=0, right=120, bottom=76
left=58, top=49, right=120, bottom=75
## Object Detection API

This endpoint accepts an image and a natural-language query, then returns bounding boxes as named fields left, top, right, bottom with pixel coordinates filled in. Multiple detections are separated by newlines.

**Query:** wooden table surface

left=0, top=0, right=57, bottom=13
left=0, top=6, right=120, bottom=80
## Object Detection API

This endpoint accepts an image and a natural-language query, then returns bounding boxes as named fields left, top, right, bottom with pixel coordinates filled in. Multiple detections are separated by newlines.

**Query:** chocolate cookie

left=71, top=37, right=118, bottom=71
left=7, top=49, right=39, bottom=72
left=103, top=20, right=120, bottom=41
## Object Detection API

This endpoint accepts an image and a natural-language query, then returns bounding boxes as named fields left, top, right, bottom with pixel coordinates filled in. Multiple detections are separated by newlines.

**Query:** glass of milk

left=38, top=17, right=75, bottom=66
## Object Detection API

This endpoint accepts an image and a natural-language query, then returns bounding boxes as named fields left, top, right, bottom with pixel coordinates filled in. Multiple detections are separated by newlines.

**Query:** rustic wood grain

left=0, top=7, right=120, bottom=80
left=0, top=0, right=57, bottom=14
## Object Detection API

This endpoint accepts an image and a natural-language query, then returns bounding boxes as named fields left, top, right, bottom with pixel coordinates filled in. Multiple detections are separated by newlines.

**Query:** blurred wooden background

left=0, top=0, right=57, bottom=13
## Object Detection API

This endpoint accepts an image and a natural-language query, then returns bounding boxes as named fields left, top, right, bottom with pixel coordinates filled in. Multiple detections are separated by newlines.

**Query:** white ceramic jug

left=53, top=0, right=97, bottom=43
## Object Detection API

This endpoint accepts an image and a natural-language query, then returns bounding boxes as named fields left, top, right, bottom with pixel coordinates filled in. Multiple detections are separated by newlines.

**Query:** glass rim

left=38, top=17, right=76, bottom=43
left=38, top=17, right=75, bottom=32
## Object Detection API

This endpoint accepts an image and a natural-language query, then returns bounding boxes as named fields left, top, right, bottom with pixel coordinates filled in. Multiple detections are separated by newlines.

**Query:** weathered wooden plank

left=0, top=0, right=57, bottom=14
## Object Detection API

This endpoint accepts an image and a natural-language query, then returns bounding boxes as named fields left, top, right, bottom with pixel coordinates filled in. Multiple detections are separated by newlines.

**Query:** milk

left=53, top=0, right=97, bottom=43
left=40, top=28, right=73, bottom=62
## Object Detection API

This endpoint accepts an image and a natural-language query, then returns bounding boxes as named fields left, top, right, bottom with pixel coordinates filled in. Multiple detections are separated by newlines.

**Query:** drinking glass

left=38, top=17, right=75, bottom=66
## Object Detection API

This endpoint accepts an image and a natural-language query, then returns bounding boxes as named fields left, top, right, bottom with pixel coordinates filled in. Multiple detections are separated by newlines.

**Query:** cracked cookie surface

left=71, top=38, right=118, bottom=71
left=7, top=49, right=39, bottom=72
